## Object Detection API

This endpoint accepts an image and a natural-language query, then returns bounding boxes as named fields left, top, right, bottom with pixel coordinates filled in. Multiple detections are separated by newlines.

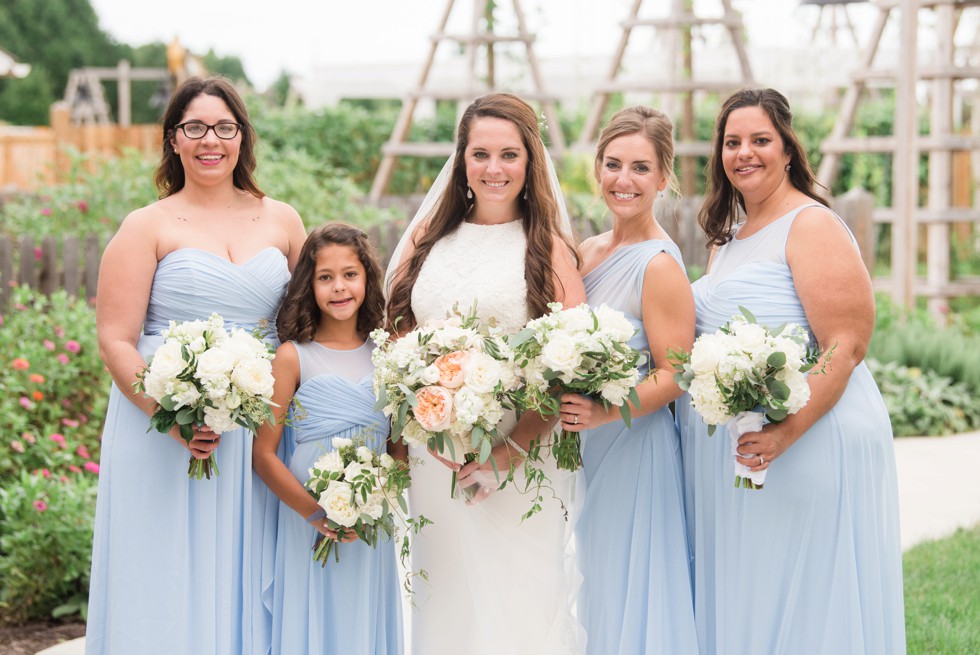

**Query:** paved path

left=36, top=431, right=980, bottom=655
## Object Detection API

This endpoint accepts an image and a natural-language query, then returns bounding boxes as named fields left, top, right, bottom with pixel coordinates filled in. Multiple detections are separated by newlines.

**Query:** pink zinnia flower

left=77, top=200, right=89, bottom=213
left=33, top=247, right=43, bottom=260
left=19, top=397, right=31, bottom=409
left=65, top=340, right=81, bottom=353
left=49, top=433, right=66, bottom=446
left=62, top=418, right=80, bottom=428
left=76, top=445, right=91, bottom=459
left=84, top=462, right=100, bottom=474
left=40, top=468, right=51, bottom=478
left=68, top=464, right=82, bottom=473
left=40, top=207, right=52, bottom=216
left=43, top=339, right=56, bottom=351
left=29, top=373, right=45, bottom=383
left=33, top=500, right=48, bottom=512
left=10, top=440, right=25, bottom=453
left=57, top=354, right=70, bottom=365
left=59, top=475, right=70, bottom=483
left=22, top=432, right=36, bottom=444
left=54, top=326, right=65, bottom=338
left=12, top=358, right=30, bottom=370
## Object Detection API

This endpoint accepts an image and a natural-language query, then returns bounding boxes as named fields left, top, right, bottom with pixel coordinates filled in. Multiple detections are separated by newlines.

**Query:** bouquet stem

left=450, top=453, right=478, bottom=500
left=312, top=534, right=339, bottom=566
left=552, top=429, right=582, bottom=472
left=187, top=454, right=219, bottom=480
left=728, top=411, right=766, bottom=491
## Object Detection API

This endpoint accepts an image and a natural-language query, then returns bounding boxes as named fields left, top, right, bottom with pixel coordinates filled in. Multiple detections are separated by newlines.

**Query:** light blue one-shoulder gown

left=677, top=205, right=906, bottom=654
left=86, top=247, right=289, bottom=655
left=266, top=340, right=402, bottom=655
left=577, top=240, right=698, bottom=654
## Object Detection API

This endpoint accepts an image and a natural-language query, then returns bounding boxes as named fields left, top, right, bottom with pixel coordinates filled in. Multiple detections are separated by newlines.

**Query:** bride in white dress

left=385, top=93, right=586, bottom=655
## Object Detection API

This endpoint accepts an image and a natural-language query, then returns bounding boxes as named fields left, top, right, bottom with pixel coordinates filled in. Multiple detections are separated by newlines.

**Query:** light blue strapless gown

left=267, top=341, right=402, bottom=655
left=86, top=247, right=289, bottom=655
left=677, top=206, right=906, bottom=654
left=577, top=240, right=698, bottom=654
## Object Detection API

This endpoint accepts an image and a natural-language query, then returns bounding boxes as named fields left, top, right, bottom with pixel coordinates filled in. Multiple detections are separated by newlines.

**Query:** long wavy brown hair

left=155, top=76, right=263, bottom=199
left=277, top=223, right=385, bottom=343
left=594, top=105, right=680, bottom=197
left=386, top=92, right=578, bottom=331
left=699, top=88, right=829, bottom=248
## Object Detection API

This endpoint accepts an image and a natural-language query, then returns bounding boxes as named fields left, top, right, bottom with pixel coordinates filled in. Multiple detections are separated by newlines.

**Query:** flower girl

left=253, top=223, right=402, bottom=654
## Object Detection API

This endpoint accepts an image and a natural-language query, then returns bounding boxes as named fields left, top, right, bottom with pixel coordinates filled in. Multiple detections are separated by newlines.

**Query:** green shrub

left=866, top=359, right=980, bottom=437
left=0, top=469, right=97, bottom=622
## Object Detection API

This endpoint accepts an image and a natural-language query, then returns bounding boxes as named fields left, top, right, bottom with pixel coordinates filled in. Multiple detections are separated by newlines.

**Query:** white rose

left=420, top=364, right=441, bottom=385
left=358, top=493, right=385, bottom=521
left=223, top=330, right=268, bottom=366
left=203, top=405, right=237, bottom=434
left=731, top=322, right=768, bottom=354
left=331, top=437, right=353, bottom=450
left=540, top=333, right=583, bottom=375
left=379, top=453, right=395, bottom=470
left=782, top=371, right=811, bottom=413
left=318, top=481, right=359, bottom=527
left=464, top=353, right=502, bottom=394
left=196, top=347, right=236, bottom=381
left=343, top=460, right=364, bottom=481
left=170, top=381, right=201, bottom=409
left=231, top=358, right=275, bottom=398
left=147, top=341, right=188, bottom=383
left=690, top=334, right=729, bottom=376
left=557, top=305, right=594, bottom=334
left=594, top=305, right=636, bottom=342
left=313, top=450, right=345, bottom=474
left=356, top=446, right=375, bottom=464
left=400, top=420, right=429, bottom=448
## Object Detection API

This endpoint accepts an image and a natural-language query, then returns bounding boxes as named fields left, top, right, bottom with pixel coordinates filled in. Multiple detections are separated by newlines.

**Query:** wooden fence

left=1, top=191, right=886, bottom=309
left=0, top=104, right=159, bottom=191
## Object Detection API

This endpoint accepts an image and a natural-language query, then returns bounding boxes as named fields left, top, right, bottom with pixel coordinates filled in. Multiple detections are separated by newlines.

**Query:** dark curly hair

left=699, top=88, right=829, bottom=248
left=155, top=75, right=263, bottom=199
left=386, top=92, right=579, bottom=332
left=276, top=223, right=384, bottom=343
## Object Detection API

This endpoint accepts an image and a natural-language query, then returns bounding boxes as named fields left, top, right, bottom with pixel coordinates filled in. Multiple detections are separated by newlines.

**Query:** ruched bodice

left=412, top=220, right=529, bottom=332
left=143, top=247, right=289, bottom=335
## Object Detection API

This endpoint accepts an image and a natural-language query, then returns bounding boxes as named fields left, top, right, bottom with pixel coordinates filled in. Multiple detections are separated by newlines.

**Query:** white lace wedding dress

left=408, top=219, right=584, bottom=655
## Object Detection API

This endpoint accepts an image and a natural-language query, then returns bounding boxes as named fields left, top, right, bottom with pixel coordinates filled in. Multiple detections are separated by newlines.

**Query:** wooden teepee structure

left=368, top=0, right=566, bottom=202
left=574, top=0, right=755, bottom=195
left=817, top=0, right=980, bottom=313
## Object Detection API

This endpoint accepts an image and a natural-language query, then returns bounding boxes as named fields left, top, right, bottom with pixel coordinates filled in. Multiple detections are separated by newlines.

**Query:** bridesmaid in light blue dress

left=678, top=88, right=905, bottom=654
left=560, top=107, right=698, bottom=654
left=253, top=224, right=401, bottom=655
left=87, top=77, right=307, bottom=655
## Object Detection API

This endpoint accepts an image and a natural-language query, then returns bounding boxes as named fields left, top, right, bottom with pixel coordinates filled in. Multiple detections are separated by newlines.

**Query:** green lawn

left=905, top=524, right=980, bottom=654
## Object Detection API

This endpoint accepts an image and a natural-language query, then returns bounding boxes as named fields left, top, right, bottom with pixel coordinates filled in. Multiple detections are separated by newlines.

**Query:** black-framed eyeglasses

left=174, top=121, right=242, bottom=140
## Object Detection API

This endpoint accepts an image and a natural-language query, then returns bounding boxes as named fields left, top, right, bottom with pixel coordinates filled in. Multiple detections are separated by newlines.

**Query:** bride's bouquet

left=669, top=307, right=825, bottom=489
left=511, top=303, right=645, bottom=472
left=370, top=307, right=522, bottom=497
left=305, top=436, right=419, bottom=566
left=134, top=313, right=276, bottom=479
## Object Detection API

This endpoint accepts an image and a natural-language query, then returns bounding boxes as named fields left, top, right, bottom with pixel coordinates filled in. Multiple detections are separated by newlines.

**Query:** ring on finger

left=759, top=455, right=765, bottom=465
left=573, top=415, right=579, bottom=425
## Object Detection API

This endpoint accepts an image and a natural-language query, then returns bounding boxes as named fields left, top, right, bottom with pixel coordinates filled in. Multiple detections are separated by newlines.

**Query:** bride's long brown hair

left=386, top=93, right=578, bottom=331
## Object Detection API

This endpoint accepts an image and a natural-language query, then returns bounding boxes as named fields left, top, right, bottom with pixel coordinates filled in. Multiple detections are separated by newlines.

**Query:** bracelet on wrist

left=504, top=435, right=529, bottom=459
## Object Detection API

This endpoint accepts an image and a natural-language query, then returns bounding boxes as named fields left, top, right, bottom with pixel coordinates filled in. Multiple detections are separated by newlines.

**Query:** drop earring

left=785, top=163, right=792, bottom=172
left=466, top=185, right=473, bottom=200
left=523, top=187, right=528, bottom=201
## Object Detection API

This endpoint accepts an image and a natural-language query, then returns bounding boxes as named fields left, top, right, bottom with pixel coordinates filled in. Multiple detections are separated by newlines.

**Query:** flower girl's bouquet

left=305, top=437, right=417, bottom=565
left=669, top=307, right=825, bottom=489
left=370, top=307, right=522, bottom=497
left=134, top=313, right=276, bottom=479
left=511, top=303, right=645, bottom=472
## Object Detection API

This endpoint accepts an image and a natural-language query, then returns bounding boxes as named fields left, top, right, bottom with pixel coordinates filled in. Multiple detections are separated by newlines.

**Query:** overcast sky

left=87, top=0, right=888, bottom=89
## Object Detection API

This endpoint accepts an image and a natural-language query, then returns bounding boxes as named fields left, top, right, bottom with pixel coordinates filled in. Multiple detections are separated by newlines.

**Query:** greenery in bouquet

left=370, top=306, right=522, bottom=496
left=510, top=302, right=644, bottom=472
left=133, top=313, right=277, bottom=480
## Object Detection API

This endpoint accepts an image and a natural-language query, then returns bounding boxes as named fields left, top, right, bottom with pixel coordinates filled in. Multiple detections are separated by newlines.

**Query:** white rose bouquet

left=510, top=303, right=645, bottom=472
left=134, top=313, right=276, bottom=479
left=370, top=307, right=521, bottom=498
left=305, top=436, right=416, bottom=566
left=669, top=307, right=826, bottom=489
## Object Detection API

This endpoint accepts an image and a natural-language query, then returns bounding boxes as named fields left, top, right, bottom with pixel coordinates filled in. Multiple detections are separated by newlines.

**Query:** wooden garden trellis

left=817, top=0, right=980, bottom=314
left=368, top=0, right=566, bottom=202
left=573, top=0, right=754, bottom=196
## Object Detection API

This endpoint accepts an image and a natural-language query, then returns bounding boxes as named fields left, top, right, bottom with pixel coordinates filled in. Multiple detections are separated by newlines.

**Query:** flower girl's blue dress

left=87, top=247, right=288, bottom=654
left=677, top=205, right=905, bottom=654
left=266, top=340, right=401, bottom=655
left=577, top=240, right=698, bottom=654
